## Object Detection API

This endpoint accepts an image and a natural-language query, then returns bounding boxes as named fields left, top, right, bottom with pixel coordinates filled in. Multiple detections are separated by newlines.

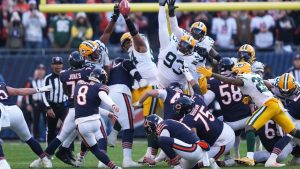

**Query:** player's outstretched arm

left=168, top=0, right=183, bottom=40
left=98, top=91, right=119, bottom=113
left=99, top=4, right=119, bottom=44
left=264, top=80, right=274, bottom=90
left=7, top=85, right=51, bottom=96
left=158, top=3, right=170, bottom=49
left=196, top=66, right=244, bottom=86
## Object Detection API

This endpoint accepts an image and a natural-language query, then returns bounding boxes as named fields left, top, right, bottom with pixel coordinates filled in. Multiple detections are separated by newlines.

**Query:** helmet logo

left=175, top=104, right=182, bottom=110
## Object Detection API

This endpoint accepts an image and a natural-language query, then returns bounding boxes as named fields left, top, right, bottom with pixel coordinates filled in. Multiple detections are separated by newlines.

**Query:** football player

left=204, top=57, right=251, bottom=160
left=157, top=0, right=201, bottom=95
left=74, top=68, right=122, bottom=169
left=0, top=82, right=51, bottom=169
left=255, top=120, right=294, bottom=167
left=118, top=2, right=164, bottom=161
left=197, top=62, right=300, bottom=166
left=175, top=96, right=235, bottom=167
left=30, top=51, right=93, bottom=167
left=143, top=115, right=216, bottom=169
left=167, top=0, right=221, bottom=67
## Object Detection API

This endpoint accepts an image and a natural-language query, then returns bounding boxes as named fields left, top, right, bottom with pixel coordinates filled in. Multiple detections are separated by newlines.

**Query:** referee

left=42, top=56, right=68, bottom=145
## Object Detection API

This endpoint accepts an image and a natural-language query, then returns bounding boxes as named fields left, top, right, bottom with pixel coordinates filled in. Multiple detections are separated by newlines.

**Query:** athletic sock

left=45, top=138, right=62, bottom=156
left=90, top=144, right=115, bottom=169
left=122, top=129, right=134, bottom=160
left=246, top=130, right=256, bottom=158
left=98, top=138, right=107, bottom=152
left=26, top=137, right=44, bottom=157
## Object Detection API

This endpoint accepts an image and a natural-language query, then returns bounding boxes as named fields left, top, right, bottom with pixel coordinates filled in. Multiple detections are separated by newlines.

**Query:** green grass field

left=2, top=140, right=300, bottom=169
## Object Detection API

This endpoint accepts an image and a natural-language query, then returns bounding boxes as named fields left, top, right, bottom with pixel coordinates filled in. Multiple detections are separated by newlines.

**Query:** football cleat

left=98, top=161, right=108, bottom=168
left=29, top=158, right=42, bottom=168
left=122, top=159, right=142, bottom=167
left=42, top=157, right=53, bottom=168
left=265, top=162, right=286, bottom=167
left=55, top=149, right=75, bottom=166
left=143, top=157, right=156, bottom=166
left=235, top=157, right=255, bottom=166
left=0, top=159, right=11, bottom=169
left=209, top=158, right=220, bottom=169
left=290, top=157, right=300, bottom=165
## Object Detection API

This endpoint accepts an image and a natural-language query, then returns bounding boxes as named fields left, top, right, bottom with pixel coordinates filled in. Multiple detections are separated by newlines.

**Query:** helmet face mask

left=278, top=73, right=297, bottom=97
left=178, top=40, right=194, bottom=56
left=238, top=51, right=251, bottom=63
left=88, top=48, right=101, bottom=62
left=238, top=44, right=255, bottom=64
left=121, top=39, right=132, bottom=52
left=191, top=27, right=205, bottom=41
left=220, top=57, right=234, bottom=72
left=173, top=96, right=195, bottom=117
left=68, top=51, right=85, bottom=69
left=89, top=69, right=107, bottom=84
left=143, top=115, right=162, bottom=136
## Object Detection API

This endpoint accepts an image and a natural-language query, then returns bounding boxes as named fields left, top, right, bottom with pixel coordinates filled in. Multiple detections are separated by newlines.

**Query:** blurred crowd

left=0, top=0, right=300, bottom=52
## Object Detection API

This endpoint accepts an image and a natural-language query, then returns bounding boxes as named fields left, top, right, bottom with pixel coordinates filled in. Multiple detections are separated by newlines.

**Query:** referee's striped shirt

left=287, top=67, right=300, bottom=83
left=42, top=73, right=67, bottom=107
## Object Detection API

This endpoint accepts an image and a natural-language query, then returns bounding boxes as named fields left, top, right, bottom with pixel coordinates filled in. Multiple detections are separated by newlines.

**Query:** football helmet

left=79, top=40, right=101, bottom=62
left=238, top=44, right=256, bottom=64
left=68, top=51, right=85, bottom=69
left=219, top=57, right=234, bottom=72
left=120, top=32, right=132, bottom=52
left=278, top=73, right=297, bottom=97
left=89, top=68, right=107, bottom=84
left=178, top=35, right=196, bottom=56
left=232, top=62, right=252, bottom=74
left=190, top=21, right=207, bottom=41
left=173, top=96, right=195, bottom=116
left=144, top=114, right=163, bottom=135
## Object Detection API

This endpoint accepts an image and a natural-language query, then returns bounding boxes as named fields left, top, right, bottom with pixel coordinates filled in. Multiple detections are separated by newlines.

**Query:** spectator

left=133, top=12, right=148, bottom=34
left=70, top=12, right=93, bottom=48
left=211, top=11, right=237, bottom=49
left=48, top=13, right=73, bottom=48
left=27, top=64, right=47, bottom=141
left=0, top=8, right=8, bottom=47
left=13, top=0, right=30, bottom=14
left=22, top=0, right=46, bottom=49
left=6, top=12, right=24, bottom=49
left=235, top=11, right=253, bottom=46
left=287, top=53, right=300, bottom=82
left=250, top=11, right=275, bottom=49
left=276, top=10, right=295, bottom=53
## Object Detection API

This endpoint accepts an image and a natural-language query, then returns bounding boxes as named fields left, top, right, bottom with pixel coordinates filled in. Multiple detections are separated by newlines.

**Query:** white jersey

left=267, top=77, right=300, bottom=105
left=237, top=73, right=273, bottom=107
left=157, top=40, right=186, bottom=88
left=85, top=40, right=110, bottom=69
left=128, top=36, right=158, bottom=85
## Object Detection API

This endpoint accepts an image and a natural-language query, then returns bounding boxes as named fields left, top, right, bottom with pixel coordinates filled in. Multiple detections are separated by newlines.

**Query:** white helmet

left=252, top=61, right=265, bottom=74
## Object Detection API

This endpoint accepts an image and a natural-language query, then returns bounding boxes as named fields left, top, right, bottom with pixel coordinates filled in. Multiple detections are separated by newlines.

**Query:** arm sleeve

left=203, top=90, right=216, bottom=105
left=158, top=6, right=170, bottom=49
left=22, top=13, right=29, bottom=27
left=98, top=91, right=115, bottom=108
left=169, top=16, right=184, bottom=40
left=42, top=77, right=50, bottom=107
left=157, top=89, right=167, bottom=102
left=38, top=12, right=46, bottom=28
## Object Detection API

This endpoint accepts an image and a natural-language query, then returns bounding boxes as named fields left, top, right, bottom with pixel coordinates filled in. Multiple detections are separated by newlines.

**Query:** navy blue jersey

left=107, top=60, right=133, bottom=90
left=182, top=95, right=223, bottom=146
left=163, top=88, right=186, bottom=120
left=60, top=67, right=93, bottom=107
left=257, top=120, right=285, bottom=152
left=207, top=77, right=251, bottom=122
left=0, top=82, right=12, bottom=106
left=74, top=81, right=109, bottom=119
left=156, top=119, right=199, bottom=144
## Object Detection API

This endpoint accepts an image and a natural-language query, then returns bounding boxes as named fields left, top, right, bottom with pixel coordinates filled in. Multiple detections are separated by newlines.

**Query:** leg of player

left=77, top=120, right=122, bottom=169
left=7, top=105, right=52, bottom=168
left=253, top=150, right=270, bottom=163
left=290, top=145, right=300, bottom=165
left=157, top=136, right=182, bottom=169
left=265, top=136, right=292, bottom=167
left=0, top=144, right=11, bottom=169
left=107, top=121, right=121, bottom=147
left=55, top=130, right=78, bottom=166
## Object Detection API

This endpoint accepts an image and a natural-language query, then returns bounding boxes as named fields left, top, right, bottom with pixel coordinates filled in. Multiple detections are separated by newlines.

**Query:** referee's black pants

left=46, top=102, right=68, bottom=145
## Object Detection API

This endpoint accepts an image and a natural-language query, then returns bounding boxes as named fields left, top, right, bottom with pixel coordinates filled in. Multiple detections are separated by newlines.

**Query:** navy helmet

left=144, top=114, right=163, bottom=135
left=89, top=68, right=107, bottom=84
left=68, top=51, right=85, bottom=69
left=219, top=57, right=234, bottom=72
left=173, top=96, right=195, bottom=116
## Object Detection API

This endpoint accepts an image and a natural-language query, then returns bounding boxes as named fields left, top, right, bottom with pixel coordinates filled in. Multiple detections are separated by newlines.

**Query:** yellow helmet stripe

left=83, top=41, right=94, bottom=49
